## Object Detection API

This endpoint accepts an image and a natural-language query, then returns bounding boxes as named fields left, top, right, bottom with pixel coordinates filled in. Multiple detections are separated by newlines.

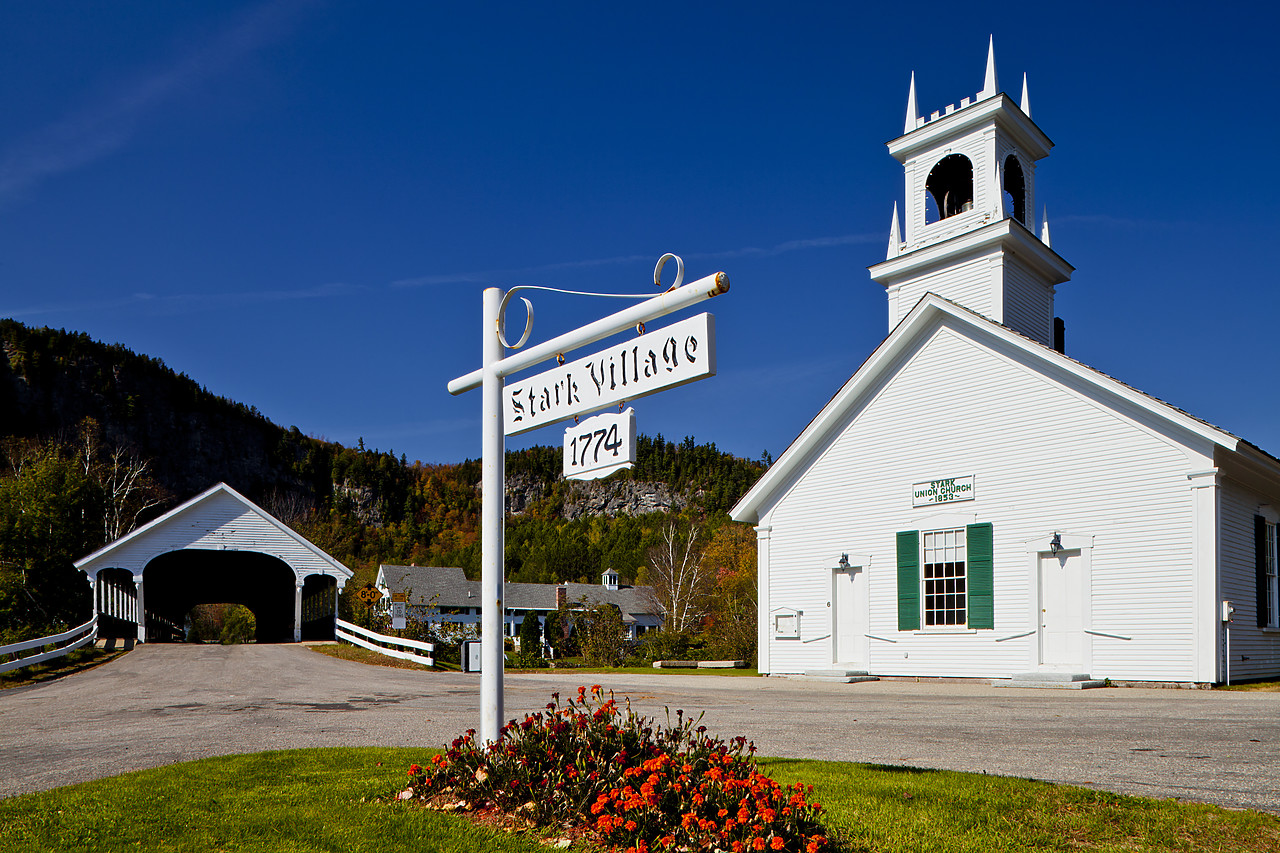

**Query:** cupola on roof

left=870, top=37, right=1073, bottom=349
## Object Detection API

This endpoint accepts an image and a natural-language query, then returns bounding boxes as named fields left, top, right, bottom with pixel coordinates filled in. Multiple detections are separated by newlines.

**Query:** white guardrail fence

left=334, top=618, right=434, bottom=667
left=0, top=616, right=98, bottom=674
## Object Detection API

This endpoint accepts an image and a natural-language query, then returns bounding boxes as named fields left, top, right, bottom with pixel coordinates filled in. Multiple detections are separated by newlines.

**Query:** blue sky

left=3, top=1, right=1278, bottom=467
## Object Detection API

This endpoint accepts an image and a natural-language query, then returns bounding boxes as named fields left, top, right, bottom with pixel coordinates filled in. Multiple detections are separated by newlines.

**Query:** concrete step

left=800, top=669, right=880, bottom=684
left=997, top=671, right=1107, bottom=689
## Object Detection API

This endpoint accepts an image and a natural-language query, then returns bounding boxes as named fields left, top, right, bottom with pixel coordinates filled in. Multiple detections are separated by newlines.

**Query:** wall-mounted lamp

left=838, top=553, right=851, bottom=569
left=1049, top=532, right=1062, bottom=556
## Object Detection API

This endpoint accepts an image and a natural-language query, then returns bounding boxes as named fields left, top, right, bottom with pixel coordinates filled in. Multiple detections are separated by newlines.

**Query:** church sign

left=504, top=313, right=715, bottom=436
left=912, top=475, right=975, bottom=507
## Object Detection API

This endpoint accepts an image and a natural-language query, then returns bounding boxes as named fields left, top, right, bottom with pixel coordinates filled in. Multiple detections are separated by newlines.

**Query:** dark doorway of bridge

left=143, top=550, right=296, bottom=643
left=301, top=574, right=337, bottom=641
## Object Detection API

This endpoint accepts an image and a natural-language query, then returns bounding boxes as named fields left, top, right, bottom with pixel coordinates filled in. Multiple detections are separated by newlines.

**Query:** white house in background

left=375, top=565, right=664, bottom=643
left=730, top=41, right=1280, bottom=686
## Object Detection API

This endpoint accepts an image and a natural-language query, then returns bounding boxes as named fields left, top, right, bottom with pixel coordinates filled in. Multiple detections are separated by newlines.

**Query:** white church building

left=731, top=42, right=1280, bottom=686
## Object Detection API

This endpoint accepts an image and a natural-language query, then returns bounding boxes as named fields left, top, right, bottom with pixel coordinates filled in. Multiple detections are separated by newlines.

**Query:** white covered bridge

left=75, top=483, right=353, bottom=643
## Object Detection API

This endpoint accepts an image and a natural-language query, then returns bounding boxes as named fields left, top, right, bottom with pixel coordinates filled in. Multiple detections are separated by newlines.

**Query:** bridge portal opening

left=143, top=550, right=297, bottom=643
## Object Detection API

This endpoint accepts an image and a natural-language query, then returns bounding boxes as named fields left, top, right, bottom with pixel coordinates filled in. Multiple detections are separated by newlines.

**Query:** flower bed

left=403, top=685, right=829, bottom=852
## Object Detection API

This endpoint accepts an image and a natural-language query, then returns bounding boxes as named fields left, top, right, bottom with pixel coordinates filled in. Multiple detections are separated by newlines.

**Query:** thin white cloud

left=2, top=281, right=359, bottom=320
left=0, top=0, right=314, bottom=205
left=392, top=231, right=881, bottom=289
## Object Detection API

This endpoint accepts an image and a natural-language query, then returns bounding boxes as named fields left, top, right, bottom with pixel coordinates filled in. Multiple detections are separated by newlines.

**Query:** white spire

left=904, top=72, right=918, bottom=134
left=980, top=35, right=998, bottom=99
left=887, top=203, right=901, bottom=258
left=1020, top=72, right=1031, bottom=117
left=1040, top=206, right=1051, bottom=247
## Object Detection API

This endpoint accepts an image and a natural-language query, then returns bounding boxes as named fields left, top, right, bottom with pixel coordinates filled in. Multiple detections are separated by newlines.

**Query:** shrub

left=220, top=605, right=256, bottom=644
left=635, top=629, right=699, bottom=663
left=404, top=686, right=828, bottom=852
left=577, top=602, right=625, bottom=667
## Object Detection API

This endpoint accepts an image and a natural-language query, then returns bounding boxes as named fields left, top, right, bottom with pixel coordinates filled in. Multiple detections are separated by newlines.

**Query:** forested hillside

left=1, top=320, right=766, bottom=652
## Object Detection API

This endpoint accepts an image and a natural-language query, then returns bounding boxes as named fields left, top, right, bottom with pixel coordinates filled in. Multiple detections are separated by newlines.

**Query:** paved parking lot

left=2, top=644, right=1277, bottom=813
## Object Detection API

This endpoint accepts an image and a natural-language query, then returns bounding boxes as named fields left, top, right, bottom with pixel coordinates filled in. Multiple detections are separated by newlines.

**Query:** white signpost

left=564, top=408, right=636, bottom=481
left=446, top=255, right=728, bottom=745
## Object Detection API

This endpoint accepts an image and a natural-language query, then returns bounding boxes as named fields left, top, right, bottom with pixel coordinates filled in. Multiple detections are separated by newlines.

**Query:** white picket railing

left=334, top=618, right=434, bottom=667
left=0, top=616, right=98, bottom=674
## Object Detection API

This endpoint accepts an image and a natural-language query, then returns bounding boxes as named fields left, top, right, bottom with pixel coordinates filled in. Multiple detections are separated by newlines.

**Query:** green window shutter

left=897, top=530, right=920, bottom=631
left=966, top=522, right=994, bottom=629
left=1257, top=515, right=1268, bottom=629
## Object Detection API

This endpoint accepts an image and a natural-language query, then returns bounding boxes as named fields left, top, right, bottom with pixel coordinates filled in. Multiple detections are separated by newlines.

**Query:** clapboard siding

left=892, top=257, right=992, bottom=329
left=763, top=318, right=1207, bottom=679
left=1220, top=480, right=1280, bottom=679
left=1001, top=256, right=1054, bottom=345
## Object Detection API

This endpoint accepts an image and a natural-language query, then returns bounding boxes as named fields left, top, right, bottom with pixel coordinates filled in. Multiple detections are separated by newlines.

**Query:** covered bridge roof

left=75, top=482, right=353, bottom=585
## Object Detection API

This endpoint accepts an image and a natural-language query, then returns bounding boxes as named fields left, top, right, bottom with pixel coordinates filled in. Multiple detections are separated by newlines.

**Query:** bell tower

left=869, top=38, right=1073, bottom=350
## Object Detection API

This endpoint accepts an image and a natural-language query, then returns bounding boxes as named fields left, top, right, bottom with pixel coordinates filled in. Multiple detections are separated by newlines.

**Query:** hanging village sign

left=446, top=254, right=728, bottom=745
left=506, top=313, right=715, bottom=435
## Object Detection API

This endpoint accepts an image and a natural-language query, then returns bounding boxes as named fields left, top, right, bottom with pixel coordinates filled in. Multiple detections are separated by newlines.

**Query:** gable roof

left=376, top=564, right=661, bottom=621
left=75, top=482, right=353, bottom=580
left=731, top=293, right=1280, bottom=525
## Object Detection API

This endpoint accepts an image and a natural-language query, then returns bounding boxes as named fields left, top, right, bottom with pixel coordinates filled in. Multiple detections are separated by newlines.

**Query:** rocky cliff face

left=560, top=478, right=688, bottom=519
left=504, top=472, right=687, bottom=520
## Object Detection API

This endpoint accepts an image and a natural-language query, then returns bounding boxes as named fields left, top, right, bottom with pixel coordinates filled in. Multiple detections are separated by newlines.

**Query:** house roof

left=376, top=565, right=661, bottom=621
left=731, top=293, right=1280, bottom=525
left=75, top=482, right=353, bottom=580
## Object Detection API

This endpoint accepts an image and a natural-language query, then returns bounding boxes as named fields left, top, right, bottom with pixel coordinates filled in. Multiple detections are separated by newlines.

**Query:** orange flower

left=752, top=839, right=766, bottom=851
left=771, top=837, right=785, bottom=850
left=625, top=820, right=638, bottom=832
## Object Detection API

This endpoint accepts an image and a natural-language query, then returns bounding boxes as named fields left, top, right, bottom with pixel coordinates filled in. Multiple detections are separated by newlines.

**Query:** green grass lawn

left=1, top=748, right=1276, bottom=853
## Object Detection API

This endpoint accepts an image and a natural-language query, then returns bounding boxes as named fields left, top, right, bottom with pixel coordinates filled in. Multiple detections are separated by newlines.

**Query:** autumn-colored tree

left=699, top=522, right=758, bottom=662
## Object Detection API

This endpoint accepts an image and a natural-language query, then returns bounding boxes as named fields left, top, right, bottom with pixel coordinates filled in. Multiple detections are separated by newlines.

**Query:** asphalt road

left=2, top=644, right=1278, bottom=814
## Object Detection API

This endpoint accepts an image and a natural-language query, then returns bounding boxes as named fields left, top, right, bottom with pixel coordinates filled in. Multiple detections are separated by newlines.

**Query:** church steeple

left=869, top=39, right=1073, bottom=348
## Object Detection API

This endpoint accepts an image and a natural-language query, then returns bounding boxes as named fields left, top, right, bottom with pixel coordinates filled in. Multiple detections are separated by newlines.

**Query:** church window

left=897, top=523, right=994, bottom=630
left=925, top=154, right=974, bottom=222
left=1259, top=516, right=1279, bottom=628
left=923, top=528, right=967, bottom=626
left=1003, top=155, right=1027, bottom=224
